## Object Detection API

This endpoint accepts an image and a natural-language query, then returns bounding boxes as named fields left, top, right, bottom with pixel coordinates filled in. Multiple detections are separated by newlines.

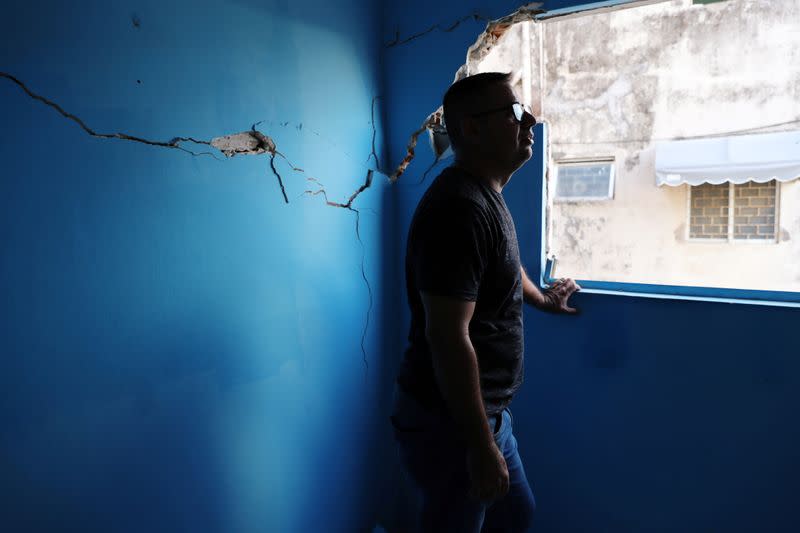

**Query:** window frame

left=527, top=0, right=800, bottom=306
left=553, top=158, right=616, bottom=203
left=532, top=123, right=800, bottom=307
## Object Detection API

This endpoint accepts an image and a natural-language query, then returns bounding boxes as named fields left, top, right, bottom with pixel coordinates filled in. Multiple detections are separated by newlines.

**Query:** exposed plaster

left=209, top=129, right=276, bottom=157
left=209, top=127, right=292, bottom=203
left=454, top=3, right=545, bottom=80
left=386, top=3, right=545, bottom=181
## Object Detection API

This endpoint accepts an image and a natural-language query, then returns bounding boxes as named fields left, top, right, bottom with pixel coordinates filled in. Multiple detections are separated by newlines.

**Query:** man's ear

left=459, top=115, right=481, bottom=146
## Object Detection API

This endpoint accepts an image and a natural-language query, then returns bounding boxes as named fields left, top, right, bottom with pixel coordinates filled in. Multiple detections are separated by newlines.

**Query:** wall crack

left=368, top=95, right=382, bottom=172
left=1, top=71, right=389, bottom=377
left=0, top=72, right=219, bottom=159
left=385, top=12, right=490, bottom=48
left=386, top=3, right=546, bottom=181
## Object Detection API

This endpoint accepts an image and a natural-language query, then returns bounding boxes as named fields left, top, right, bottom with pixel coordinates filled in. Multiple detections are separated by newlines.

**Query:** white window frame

left=553, top=158, right=616, bottom=203
left=686, top=182, right=780, bottom=244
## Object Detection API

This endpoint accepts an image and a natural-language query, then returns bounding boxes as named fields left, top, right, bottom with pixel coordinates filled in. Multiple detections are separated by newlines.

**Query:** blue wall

left=0, top=1, right=395, bottom=531
left=3, top=1, right=799, bottom=531
left=382, top=1, right=800, bottom=532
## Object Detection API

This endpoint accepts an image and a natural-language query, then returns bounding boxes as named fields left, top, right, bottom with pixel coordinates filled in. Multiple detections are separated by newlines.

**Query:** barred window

left=689, top=180, right=777, bottom=241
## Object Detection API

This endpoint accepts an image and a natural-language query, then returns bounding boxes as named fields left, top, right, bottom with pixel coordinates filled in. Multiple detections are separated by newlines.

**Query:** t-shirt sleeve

left=413, top=198, right=490, bottom=301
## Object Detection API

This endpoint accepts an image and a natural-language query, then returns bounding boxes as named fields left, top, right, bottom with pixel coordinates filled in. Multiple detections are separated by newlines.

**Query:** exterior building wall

left=479, top=0, right=800, bottom=291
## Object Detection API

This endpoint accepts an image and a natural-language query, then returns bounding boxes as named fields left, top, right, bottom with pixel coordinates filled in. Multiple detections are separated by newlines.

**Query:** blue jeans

left=391, top=386, right=536, bottom=532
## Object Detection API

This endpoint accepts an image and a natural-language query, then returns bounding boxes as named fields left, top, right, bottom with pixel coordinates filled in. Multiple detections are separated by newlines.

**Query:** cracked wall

left=0, top=2, right=393, bottom=532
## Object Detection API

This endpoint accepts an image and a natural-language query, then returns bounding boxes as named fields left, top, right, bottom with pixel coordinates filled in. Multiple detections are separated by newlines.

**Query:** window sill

left=559, top=284, right=800, bottom=308
left=543, top=258, right=800, bottom=307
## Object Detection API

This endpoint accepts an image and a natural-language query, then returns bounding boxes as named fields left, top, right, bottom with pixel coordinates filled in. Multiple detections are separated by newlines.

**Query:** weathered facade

left=476, top=0, right=800, bottom=291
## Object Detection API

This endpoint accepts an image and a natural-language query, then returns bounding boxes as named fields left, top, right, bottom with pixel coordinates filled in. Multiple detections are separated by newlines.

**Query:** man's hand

left=542, top=277, right=581, bottom=314
left=520, top=267, right=581, bottom=314
left=421, top=292, right=509, bottom=501
left=467, top=441, right=509, bottom=501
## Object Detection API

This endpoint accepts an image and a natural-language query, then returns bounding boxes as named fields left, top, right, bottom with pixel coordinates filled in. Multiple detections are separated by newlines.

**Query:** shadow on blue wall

left=0, top=1, right=400, bottom=531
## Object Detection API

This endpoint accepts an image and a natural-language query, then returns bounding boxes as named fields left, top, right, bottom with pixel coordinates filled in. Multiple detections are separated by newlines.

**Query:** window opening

left=554, top=160, right=615, bottom=202
left=465, top=0, right=800, bottom=299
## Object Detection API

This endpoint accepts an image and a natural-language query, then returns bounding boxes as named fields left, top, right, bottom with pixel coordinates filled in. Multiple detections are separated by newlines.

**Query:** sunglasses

left=471, top=102, right=535, bottom=124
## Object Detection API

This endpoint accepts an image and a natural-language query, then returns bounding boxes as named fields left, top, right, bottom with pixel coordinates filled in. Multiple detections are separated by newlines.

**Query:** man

left=391, top=72, right=580, bottom=532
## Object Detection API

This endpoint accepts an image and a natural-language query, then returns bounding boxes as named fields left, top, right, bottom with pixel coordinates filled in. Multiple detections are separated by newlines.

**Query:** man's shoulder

left=422, top=167, right=491, bottom=212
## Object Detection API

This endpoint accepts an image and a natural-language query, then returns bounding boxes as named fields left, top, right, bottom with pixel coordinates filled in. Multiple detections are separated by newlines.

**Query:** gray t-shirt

left=397, top=166, right=524, bottom=416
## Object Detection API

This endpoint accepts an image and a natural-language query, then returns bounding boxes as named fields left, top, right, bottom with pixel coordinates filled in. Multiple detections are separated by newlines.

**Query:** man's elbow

left=425, top=325, right=469, bottom=353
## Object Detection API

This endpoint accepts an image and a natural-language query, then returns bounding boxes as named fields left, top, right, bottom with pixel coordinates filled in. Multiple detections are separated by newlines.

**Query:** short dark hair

left=443, top=72, right=512, bottom=150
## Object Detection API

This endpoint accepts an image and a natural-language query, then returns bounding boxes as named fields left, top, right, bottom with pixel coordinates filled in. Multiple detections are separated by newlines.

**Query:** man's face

left=472, top=83, right=536, bottom=174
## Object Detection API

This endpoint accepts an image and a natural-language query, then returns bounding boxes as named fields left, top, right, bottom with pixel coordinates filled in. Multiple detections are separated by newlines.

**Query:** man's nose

left=521, top=111, right=537, bottom=128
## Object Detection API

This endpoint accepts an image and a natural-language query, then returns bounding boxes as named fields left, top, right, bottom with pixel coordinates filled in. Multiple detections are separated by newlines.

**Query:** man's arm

left=521, top=266, right=581, bottom=314
left=420, top=291, right=509, bottom=501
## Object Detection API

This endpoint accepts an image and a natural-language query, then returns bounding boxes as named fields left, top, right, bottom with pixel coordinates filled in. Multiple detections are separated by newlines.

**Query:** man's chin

left=509, top=152, right=533, bottom=174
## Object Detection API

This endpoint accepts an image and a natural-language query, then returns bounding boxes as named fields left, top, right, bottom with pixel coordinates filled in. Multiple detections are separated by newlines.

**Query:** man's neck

left=454, top=156, right=510, bottom=193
